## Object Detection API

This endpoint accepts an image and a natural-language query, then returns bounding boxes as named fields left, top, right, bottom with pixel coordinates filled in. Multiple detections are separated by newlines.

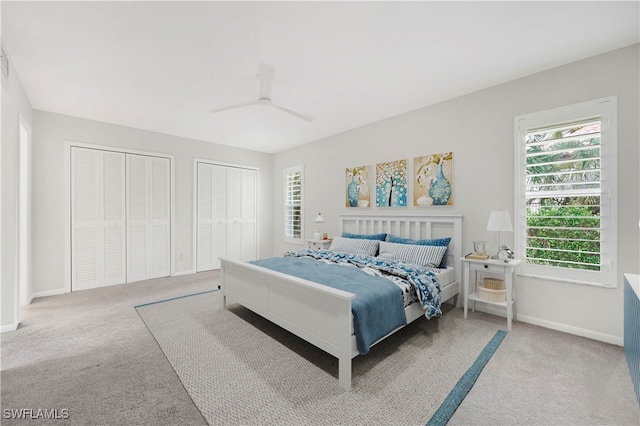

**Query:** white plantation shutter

left=197, top=162, right=257, bottom=271
left=71, top=147, right=126, bottom=290
left=127, top=154, right=170, bottom=282
left=284, top=165, right=303, bottom=243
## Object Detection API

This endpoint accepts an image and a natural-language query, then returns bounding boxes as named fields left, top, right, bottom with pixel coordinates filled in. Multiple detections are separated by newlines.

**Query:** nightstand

left=307, top=239, right=332, bottom=250
left=462, top=257, right=521, bottom=331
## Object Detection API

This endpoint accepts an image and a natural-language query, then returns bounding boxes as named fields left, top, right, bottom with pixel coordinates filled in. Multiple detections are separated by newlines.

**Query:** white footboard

left=220, top=257, right=356, bottom=390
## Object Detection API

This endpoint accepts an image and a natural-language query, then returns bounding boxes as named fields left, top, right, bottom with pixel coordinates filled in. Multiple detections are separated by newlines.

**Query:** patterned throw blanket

left=252, top=250, right=442, bottom=355
left=286, top=249, right=442, bottom=319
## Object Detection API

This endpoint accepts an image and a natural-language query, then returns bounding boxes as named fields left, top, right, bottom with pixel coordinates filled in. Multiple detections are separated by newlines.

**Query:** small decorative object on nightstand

left=462, top=256, right=521, bottom=331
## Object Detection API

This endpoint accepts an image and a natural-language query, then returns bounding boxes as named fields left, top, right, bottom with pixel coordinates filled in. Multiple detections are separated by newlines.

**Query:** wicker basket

left=483, top=277, right=504, bottom=290
left=478, top=285, right=506, bottom=302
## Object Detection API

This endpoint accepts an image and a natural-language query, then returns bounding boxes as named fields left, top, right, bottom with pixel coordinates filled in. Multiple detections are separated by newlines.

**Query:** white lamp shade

left=487, top=211, right=513, bottom=232
left=314, top=213, right=325, bottom=224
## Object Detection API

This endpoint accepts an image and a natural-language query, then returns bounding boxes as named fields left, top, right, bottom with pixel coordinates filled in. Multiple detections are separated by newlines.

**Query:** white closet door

left=71, top=147, right=126, bottom=291
left=227, top=167, right=243, bottom=260
left=241, top=168, right=257, bottom=261
left=127, top=154, right=170, bottom=282
left=197, top=163, right=256, bottom=272
left=213, top=165, right=229, bottom=266
left=102, top=151, right=127, bottom=285
left=150, top=157, right=170, bottom=278
left=197, top=163, right=228, bottom=271
left=228, top=167, right=257, bottom=261
left=197, top=163, right=213, bottom=271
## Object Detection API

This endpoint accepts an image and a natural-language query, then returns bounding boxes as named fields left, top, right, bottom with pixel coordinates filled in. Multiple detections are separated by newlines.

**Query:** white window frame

left=514, top=96, right=617, bottom=287
left=284, top=165, right=304, bottom=245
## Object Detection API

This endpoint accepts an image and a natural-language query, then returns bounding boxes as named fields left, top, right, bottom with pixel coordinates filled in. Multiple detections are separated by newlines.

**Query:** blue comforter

left=250, top=250, right=441, bottom=355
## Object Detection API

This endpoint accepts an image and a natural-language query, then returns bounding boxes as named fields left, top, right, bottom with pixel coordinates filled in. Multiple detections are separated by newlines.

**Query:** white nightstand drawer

left=307, top=239, right=332, bottom=250
left=471, top=262, right=508, bottom=274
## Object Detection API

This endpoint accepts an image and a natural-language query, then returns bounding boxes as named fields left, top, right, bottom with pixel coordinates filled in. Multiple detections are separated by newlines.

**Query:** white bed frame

left=220, top=214, right=463, bottom=390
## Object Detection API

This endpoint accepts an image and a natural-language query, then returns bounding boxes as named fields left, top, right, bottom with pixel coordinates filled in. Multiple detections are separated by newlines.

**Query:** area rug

left=136, top=290, right=505, bottom=425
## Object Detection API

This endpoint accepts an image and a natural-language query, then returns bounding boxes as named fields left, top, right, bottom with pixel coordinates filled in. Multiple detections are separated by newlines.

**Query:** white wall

left=273, top=44, right=640, bottom=344
left=1, top=47, right=33, bottom=331
left=30, top=111, right=274, bottom=296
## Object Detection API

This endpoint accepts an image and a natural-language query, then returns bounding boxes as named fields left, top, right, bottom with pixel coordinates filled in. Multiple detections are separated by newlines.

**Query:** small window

left=284, top=165, right=303, bottom=244
left=515, top=97, right=617, bottom=287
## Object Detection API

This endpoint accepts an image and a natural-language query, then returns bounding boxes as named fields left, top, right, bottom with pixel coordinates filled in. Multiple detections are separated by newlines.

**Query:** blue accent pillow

left=386, top=235, right=451, bottom=268
left=341, top=232, right=387, bottom=241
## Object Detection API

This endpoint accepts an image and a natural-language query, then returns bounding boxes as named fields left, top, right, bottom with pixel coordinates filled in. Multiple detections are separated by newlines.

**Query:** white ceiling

left=2, top=1, right=639, bottom=154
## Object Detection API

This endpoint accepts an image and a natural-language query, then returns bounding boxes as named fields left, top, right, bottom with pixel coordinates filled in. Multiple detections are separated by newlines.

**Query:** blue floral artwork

left=414, top=152, right=453, bottom=206
left=375, top=159, right=407, bottom=207
left=345, top=166, right=370, bottom=207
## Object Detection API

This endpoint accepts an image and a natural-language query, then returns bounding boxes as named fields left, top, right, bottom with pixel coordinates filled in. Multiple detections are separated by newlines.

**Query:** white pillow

left=328, top=237, right=379, bottom=256
left=378, top=241, right=447, bottom=268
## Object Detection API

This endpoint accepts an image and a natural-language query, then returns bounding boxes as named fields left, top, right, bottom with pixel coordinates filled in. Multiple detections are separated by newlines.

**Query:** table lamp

left=487, top=210, right=513, bottom=258
left=314, top=213, right=325, bottom=240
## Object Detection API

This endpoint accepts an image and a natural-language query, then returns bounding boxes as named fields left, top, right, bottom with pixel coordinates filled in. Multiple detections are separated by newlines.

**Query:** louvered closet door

left=127, top=154, right=170, bottom=282
left=227, top=168, right=257, bottom=262
left=71, top=147, right=126, bottom=291
left=197, top=163, right=257, bottom=272
left=197, top=163, right=228, bottom=271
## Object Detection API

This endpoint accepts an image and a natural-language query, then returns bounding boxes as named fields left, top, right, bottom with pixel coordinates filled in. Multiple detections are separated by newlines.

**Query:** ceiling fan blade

left=209, top=100, right=260, bottom=114
left=271, top=102, right=316, bottom=122
left=209, top=63, right=315, bottom=122
left=258, top=62, right=275, bottom=100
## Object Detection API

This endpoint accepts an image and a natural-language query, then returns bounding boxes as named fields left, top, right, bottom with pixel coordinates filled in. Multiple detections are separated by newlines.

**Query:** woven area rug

left=136, top=290, right=504, bottom=425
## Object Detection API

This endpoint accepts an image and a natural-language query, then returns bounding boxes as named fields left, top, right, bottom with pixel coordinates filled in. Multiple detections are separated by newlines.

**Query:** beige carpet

left=137, top=291, right=503, bottom=425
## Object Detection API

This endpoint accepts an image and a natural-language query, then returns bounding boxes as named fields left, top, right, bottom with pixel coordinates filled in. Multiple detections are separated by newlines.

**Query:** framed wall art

left=375, top=159, right=407, bottom=207
left=413, top=152, right=453, bottom=206
left=345, top=165, right=370, bottom=207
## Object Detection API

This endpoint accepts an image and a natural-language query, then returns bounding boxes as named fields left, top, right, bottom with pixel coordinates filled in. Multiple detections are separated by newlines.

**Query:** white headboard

left=339, top=214, right=463, bottom=281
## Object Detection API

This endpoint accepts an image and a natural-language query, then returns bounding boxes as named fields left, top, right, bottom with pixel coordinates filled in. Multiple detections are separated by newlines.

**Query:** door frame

left=64, top=141, right=176, bottom=293
left=18, top=114, right=31, bottom=309
left=192, top=158, right=259, bottom=273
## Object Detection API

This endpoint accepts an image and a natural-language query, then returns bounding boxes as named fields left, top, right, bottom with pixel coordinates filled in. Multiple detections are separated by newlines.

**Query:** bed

left=220, top=214, right=463, bottom=390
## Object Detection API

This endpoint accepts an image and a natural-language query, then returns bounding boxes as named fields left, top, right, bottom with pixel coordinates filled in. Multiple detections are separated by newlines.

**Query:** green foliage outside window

left=526, top=205, right=600, bottom=271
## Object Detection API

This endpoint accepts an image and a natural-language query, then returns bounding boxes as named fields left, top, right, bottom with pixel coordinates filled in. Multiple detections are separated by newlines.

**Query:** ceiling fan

left=209, top=63, right=315, bottom=122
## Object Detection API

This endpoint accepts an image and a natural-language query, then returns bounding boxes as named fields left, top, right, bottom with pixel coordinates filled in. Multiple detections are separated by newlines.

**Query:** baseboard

left=32, top=272, right=197, bottom=298
left=1, top=322, right=19, bottom=333
left=517, top=314, right=623, bottom=346
left=173, top=269, right=196, bottom=277
left=32, top=288, right=68, bottom=299
left=471, top=305, right=622, bottom=346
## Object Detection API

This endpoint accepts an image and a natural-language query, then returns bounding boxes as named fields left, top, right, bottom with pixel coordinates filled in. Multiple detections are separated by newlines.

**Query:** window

left=514, top=97, right=617, bottom=287
left=284, top=165, right=303, bottom=244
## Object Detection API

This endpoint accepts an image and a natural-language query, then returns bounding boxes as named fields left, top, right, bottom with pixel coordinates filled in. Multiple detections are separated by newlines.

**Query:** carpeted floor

left=2, top=271, right=639, bottom=425
left=136, top=290, right=503, bottom=425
